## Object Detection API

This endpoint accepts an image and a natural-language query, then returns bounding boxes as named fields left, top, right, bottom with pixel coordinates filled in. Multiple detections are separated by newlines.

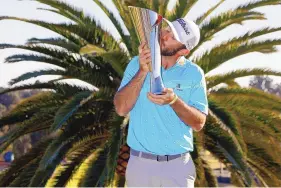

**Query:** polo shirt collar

left=161, top=56, right=186, bottom=72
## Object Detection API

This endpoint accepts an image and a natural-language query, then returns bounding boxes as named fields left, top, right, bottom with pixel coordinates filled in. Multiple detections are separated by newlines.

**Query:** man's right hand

left=138, top=41, right=152, bottom=73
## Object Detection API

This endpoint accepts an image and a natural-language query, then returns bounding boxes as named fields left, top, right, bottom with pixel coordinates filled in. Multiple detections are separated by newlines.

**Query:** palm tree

left=0, top=0, right=281, bottom=187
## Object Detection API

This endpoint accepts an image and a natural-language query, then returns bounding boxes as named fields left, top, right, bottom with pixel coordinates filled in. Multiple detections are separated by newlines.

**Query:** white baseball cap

left=163, top=18, right=200, bottom=51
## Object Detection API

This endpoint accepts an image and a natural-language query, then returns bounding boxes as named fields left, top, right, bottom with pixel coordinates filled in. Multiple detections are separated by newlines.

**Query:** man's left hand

left=147, top=88, right=175, bottom=105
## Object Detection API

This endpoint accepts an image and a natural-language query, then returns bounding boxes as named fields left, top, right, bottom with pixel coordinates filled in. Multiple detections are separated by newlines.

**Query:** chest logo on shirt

left=175, top=84, right=183, bottom=91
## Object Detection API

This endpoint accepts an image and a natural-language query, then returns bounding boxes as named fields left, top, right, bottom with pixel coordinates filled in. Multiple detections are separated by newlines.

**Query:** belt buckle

left=157, top=155, right=169, bottom=161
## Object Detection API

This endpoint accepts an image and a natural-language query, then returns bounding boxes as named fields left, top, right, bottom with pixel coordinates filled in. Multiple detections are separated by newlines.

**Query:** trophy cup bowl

left=128, top=6, right=165, bottom=95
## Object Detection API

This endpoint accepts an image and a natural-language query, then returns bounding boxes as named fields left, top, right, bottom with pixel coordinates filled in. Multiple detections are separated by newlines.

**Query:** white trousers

left=125, top=152, right=196, bottom=187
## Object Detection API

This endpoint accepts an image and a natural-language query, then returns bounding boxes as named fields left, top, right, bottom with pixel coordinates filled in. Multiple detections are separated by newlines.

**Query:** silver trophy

left=128, top=6, right=165, bottom=95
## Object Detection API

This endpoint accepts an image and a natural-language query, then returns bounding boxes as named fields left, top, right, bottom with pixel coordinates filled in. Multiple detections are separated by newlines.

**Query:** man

left=114, top=17, right=208, bottom=187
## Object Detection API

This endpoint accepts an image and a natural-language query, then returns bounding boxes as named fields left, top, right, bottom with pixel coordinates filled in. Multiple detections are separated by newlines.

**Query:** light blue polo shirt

left=117, top=56, right=208, bottom=155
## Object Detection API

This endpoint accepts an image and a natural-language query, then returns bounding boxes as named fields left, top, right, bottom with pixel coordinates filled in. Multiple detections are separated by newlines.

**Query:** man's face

left=160, top=26, right=186, bottom=56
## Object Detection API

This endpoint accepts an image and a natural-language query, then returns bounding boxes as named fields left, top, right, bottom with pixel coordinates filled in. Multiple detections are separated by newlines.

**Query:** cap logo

left=177, top=18, right=190, bottom=36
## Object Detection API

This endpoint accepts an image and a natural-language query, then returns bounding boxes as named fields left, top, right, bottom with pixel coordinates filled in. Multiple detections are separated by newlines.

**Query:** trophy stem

left=150, top=23, right=164, bottom=94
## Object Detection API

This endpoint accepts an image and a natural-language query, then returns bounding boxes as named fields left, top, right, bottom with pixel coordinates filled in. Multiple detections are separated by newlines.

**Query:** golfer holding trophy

left=114, top=6, right=208, bottom=187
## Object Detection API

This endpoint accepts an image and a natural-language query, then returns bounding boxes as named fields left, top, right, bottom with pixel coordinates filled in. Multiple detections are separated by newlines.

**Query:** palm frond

left=51, top=91, right=93, bottom=131
left=112, top=0, right=125, bottom=16
left=158, top=0, right=170, bottom=17
left=54, top=23, right=119, bottom=51
left=1, top=45, right=116, bottom=88
left=0, top=82, right=56, bottom=95
left=210, top=96, right=281, bottom=129
left=201, top=11, right=265, bottom=41
left=0, top=134, right=54, bottom=186
left=0, top=92, right=64, bottom=127
left=28, top=98, right=114, bottom=187
left=8, top=157, right=42, bottom=187
left=229, top=168, right=247, bottom=187
left=65, top=145, right=107, bottom=187
left=122, top=0, right=150, bottom=8
left=27, top=37, right=80, bottom=52
left=236, top=0, right=281, bottom=10
left=192, top=26, right=281, bottom=64
left=28, top=127, right=107, bottom=186
left=227, top=27, right=281, bottom=45
left=36, top=0, right=121, bottom=50
left=195, top=0, right=225, bottom=25
left=93, top=0, right=124, bottom=36
left=63, top=112, right=124, bottom=187
left=45, top=133, right=108, bottom=187
left=191, top=134, right=209, bottom=187
left=207, top=110, right=243, bottom=153
left=99, top=50, right=130, bottom=77
left=224, top=79, right=240, bottom=88
left=233, top=108, right=281, bottom=143
left=201, top=158, right=218, bottom=187
left=4, top=54, right=67, bottom=70
left=209, top=97, right=281, bottom=153
left=151, top=0, right=160, bottom=13
left=211, top=91, right=281, bottom=135
left=1, top=44, right=81, bottom=68
left=189, top=10, right=266, bottom=56
left=246, top=143, right=281, bottom=183
left=0, top=17, right=84, bottom=45
left=35, top=0, right=90, bottom=25
left=204, top=111, right=251, bottom=186
left=5, top=56, right=110, bottom=88
left=196, top=39, right=281, bottom=73
left=0, top=79, right=94, bottom=97
left=190, top=0, right=281, bottom=57
left=0, top=115, right=52, bottom=154
left=213, top=87, right=281, bottom=107
left=207, top=68, right=281, bottom=88
left=246, top=160, right=268, bottom=187
left=8, top=69, right=65, bottom=86
left=51, top=87, right=114, bottom=131
left=79, top=145, right=109, bottom=187
left=103, top=116, right=125, bottom=186
left=79, top=44, right=106, bottom=55
left=217, top=143, right=251, bottom=186
left=93, top=0, right=131, bottom=54
left=51, top=82, right=94, bottom=96
left=0, top=17, right=119, bottom=50
left=114, top=1, right=141, bottom=55
left=241, top=108, right=281, bottom=137
left=27, top=129, right=65, bottom=186
left=201, top=0, right=281, bottom=41
left=167, top=0, right=198, bottom=21
left=247, top=158, right=281, bottom=186
left=208, top=98, right=246, bottom=152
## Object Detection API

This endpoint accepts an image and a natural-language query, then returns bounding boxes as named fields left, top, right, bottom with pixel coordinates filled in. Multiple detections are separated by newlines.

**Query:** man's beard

left=161, top=44, right=186, bottom=56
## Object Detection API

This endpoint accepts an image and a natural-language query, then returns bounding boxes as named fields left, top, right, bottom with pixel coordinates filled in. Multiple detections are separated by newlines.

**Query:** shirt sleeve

left=117, top=56, right=139, bottom=92
left=187, top=68, right=209, bottom=115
